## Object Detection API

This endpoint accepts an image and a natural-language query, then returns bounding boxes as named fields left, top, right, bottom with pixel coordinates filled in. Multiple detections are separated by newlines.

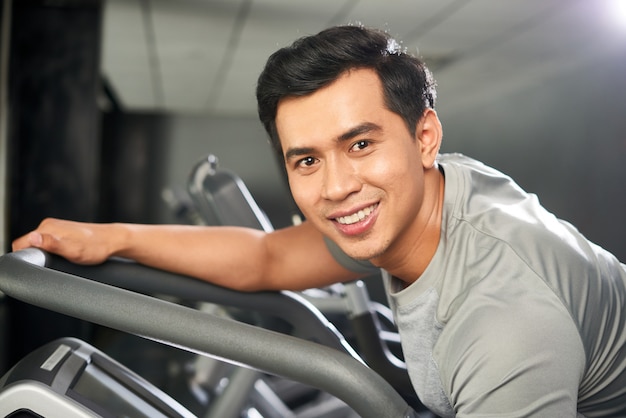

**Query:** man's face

left=275, top=68, right=435, bottom=265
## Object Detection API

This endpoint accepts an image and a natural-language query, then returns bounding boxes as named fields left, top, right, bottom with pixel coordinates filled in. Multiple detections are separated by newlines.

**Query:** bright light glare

left=608, top=0, right=626, bottom=29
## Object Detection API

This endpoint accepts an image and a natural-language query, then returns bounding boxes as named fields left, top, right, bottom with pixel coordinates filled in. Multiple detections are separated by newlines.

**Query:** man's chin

left=337, top=241, right=386, bottom=263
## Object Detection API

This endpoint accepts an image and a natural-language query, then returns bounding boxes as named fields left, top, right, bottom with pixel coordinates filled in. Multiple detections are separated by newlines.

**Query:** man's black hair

left=256, top=24, right=437, bottom=154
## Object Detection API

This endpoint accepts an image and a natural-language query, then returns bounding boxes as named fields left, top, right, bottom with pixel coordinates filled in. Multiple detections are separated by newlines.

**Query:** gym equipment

left=0, top=248, right=423, bottom=417
left=187, top=153, right=274, bottom=233
left=0, top=337, right=195, bottom=418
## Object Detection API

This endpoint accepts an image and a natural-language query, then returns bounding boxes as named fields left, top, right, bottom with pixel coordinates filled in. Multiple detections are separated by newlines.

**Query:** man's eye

left=351, top=140, right=369, bottom=151
left=298, top=156, right=316, bottom=167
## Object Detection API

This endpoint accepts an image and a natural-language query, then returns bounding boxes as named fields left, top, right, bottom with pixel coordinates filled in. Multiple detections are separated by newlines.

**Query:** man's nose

left=321, top=158, right=362, bottom=201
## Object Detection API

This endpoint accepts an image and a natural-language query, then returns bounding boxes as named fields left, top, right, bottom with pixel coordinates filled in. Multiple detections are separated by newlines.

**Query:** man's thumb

left=28, top=232, right=44, bottom=247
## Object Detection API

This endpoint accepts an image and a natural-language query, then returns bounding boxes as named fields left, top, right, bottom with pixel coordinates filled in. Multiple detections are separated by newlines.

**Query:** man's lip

left=329, top=203, right=379, bottom=236
left=327, top=202, right=379, bottom=220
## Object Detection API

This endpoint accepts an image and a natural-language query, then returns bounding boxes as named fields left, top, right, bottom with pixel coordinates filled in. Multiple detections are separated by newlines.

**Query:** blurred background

left=0, top=0, right=625, bottom=390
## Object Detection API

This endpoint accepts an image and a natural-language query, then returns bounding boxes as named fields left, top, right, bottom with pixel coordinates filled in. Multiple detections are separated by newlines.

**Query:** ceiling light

left=608, top=0, right=626, bottom=29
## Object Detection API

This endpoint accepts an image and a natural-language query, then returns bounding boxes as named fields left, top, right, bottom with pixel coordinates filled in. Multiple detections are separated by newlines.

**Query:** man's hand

left=11, top=218, right=122, bottom=265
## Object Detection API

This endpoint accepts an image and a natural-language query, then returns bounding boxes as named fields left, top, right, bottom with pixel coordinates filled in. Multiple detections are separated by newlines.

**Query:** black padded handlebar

left=47, top=253, right=355, bottom=354
left=0, top=249, right=420, bottom=418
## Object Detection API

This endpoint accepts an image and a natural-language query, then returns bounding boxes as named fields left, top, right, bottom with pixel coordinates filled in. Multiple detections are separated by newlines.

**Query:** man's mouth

left=335, top=204, right=378, bottom=225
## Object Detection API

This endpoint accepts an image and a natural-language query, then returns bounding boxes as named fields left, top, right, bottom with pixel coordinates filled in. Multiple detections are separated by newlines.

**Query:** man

left=13, top=25, right=626, bottom=416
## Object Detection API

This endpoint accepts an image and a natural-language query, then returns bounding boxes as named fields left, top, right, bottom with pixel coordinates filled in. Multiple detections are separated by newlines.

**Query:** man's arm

left=11, top=218, right=362, bottom=291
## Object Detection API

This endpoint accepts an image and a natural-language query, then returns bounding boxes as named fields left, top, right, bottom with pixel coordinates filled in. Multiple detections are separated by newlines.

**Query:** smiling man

left=13, top=25, right=626, bottom=416
left=276, top=69, right=443, bottom=278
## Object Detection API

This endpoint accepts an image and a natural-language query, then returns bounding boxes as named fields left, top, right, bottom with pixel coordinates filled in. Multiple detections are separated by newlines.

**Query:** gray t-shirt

left=327, top=153, right=626, bottom=417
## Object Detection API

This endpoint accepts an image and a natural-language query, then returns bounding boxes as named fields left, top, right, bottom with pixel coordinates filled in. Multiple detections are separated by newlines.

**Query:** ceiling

left=100, top=0, right=626, bottom=117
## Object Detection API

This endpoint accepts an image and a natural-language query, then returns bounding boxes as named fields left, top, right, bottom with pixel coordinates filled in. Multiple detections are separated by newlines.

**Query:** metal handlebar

left=0, top=248, right=420, bottom=418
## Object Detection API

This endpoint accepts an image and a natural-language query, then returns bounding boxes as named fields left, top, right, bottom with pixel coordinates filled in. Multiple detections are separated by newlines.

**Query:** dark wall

left=7, top=0, right=103, bottom=236
left=100, top=111, right=172, bottom=224
left=4, top=0, right=103, bottom=368
left=439, top=50, right=626, bottom=261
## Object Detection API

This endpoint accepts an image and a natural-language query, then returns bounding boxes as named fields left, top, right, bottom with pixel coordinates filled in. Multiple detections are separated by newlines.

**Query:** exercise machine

left=0, top=248, right=424, bottom=417
left=0, top=336, right=195, bottom=418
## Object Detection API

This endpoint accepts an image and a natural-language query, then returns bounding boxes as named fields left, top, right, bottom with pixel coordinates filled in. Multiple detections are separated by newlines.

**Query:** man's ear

left=416, top=109, right=443, bottom=169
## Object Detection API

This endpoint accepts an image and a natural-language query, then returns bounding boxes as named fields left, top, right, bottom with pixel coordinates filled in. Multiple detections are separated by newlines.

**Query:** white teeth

left=336, top=205, right=376, bottom=225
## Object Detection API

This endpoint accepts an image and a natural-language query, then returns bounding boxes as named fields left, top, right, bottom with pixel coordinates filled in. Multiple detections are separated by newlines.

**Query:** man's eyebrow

left=338, top=122, right=382, bottom=142
left=285, top=146, right=315, bottom=161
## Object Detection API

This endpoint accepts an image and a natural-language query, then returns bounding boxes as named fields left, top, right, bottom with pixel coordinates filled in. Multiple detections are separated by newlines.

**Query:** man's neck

left=372, top=166, right=445, bottom=285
